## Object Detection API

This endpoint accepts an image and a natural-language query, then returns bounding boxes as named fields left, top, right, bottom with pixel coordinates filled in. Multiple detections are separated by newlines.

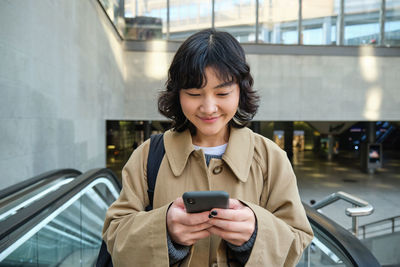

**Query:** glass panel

left=99, top=0, right=125, bottom=36
left=0, top=233, right=39, bottom=266
left=214, top=0, right=256, bottom=43
left=296, top=225, right=353, bottom=266
left=0, top=180, right=117, bottom=266
left=259, top=0, right=299, bottom=44
left=344, top=0, right=381, bottom=45
left=302, top=0, right=337, bottom=45
left=169, top=0, right=212, bottom=40
left=297, top=238, right=349, bottom=266
left=385, top=0, right=400, bottom=46
left=124, top=0, right=166, bottom=40
left=37, top=203, right=84, bottom=265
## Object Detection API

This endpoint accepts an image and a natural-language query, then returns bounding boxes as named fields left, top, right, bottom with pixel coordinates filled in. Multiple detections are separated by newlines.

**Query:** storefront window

left=344, top=0, right=381, bottom=45
left=385, top=0, right=400, bottom=46
left=124, top=0, right=167, bottom=40
left=99, top=0, right=125, bottom=37
left=302, top=0, right=337, bottom=45
left=102, top=0, right=400, bottom=47
left=258, top=0, right=299, bottom=44
left=169, top=0, right=212, bottom=40
left=214, top=0, right=256, bottom=42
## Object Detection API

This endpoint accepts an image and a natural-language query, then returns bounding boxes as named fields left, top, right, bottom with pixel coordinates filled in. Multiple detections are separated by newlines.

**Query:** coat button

left=212, top=166, right=223, bottom=175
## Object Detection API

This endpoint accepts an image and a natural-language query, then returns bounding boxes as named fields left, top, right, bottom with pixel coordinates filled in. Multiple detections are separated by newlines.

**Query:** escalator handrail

left=304, top=203, right=381, bottom=267
left=0, top=169, right=82, bottom=200
left=0, top=168, right=120, bottom=249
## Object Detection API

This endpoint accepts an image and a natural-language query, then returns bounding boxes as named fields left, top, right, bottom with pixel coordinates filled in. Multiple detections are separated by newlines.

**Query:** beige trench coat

left=102, top=127, right=313, bottom=267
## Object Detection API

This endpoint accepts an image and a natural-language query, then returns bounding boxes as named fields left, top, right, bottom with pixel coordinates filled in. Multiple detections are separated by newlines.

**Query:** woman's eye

left=217, top=92, right=231, bottom=96
left=187, top=92, right=200, bottom=96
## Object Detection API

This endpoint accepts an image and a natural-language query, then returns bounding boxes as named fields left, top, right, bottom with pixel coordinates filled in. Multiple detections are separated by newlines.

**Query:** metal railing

left=302, top=203, right=380, bottom=267
left=311, top=191, right=374, bottom=236
left=358, top=215, right=400, bottom=239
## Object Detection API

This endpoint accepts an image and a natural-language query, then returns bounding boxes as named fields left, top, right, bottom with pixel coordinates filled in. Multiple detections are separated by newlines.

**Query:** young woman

left=102, top=29, right=313, bottom=267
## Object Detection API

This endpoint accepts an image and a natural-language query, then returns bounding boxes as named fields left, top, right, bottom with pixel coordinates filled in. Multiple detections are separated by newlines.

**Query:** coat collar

left=163, top=127, right=254, bottom=182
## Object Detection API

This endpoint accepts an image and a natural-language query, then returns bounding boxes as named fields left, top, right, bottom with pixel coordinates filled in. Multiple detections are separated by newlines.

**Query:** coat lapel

left=222, top=127, right=254, bottom=183
left=164, top=129, right=195, bottom=177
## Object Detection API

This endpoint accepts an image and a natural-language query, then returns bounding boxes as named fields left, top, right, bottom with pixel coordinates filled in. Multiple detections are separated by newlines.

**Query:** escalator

left=0, top=169, right=120, bottom=266
left=0, top=169, right=380, bottom=266
left=342, top=121, right=399, bottom=150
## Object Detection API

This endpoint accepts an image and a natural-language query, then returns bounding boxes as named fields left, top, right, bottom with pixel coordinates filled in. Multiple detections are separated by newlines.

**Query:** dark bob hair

left=158, top=28, right=259, bottom=132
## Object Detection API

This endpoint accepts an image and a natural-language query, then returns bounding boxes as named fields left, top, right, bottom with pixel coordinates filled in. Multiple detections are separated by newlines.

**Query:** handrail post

left=312, top=191, right=373, bottom=236
left=362, top=225, right=366, bottom=239
left=392, top=218, right=395, bottom=233
left=352, top=204, right=358, bottom=236
left=352, top=215, right=358, bottom=237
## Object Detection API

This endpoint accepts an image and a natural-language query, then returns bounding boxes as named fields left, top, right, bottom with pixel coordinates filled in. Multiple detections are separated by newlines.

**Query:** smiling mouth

left=198, top=116, right=219, bottom=123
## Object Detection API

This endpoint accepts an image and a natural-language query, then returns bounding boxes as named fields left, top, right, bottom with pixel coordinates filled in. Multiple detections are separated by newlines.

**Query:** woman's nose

left=199, top=97, right=218, bottom=114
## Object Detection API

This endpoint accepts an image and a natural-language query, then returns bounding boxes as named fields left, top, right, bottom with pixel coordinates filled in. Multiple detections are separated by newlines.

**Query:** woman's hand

left=167, top=197, right=212, bottom=246
left=207, top=199, right=256, bottom=246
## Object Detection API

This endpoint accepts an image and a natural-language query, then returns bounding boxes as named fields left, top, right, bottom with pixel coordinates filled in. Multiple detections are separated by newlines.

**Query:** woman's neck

left=192, top=128, right=229, bottom=147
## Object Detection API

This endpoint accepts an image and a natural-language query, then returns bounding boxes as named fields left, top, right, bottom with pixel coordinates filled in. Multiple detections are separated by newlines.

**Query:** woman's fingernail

left=208, top=214, right=214, bottom=218
left=211, top=210, right=218, bottom=216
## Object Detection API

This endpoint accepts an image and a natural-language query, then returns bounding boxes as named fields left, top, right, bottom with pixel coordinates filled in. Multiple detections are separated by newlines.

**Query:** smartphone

left=182, top=191, right=229, bottom=213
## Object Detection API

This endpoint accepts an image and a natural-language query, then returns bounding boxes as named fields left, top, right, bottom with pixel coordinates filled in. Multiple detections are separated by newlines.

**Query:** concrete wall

left=123, top=49, right=400, bottom=122
left=123, top=51, right=172, bottom=120
left=249, top=53, right=400, bottom=121
left=0, top=0, right=125, bottom=189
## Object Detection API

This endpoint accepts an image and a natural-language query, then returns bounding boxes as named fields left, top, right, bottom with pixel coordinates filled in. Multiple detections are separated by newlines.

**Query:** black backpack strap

left=97, top=133, right=165, bottom=267
left=96, top=240, right=113, bottom=267
left=145, top=133, right=165, bottom=211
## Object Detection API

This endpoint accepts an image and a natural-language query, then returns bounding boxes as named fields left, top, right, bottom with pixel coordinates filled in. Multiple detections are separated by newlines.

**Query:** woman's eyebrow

left=214, top=80, right=234, bottom=89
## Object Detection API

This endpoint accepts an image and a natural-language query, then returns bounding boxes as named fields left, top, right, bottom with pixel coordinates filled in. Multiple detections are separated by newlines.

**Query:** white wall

left=123, top=51, right=172, bottom=120
left=249, top=53, right=400, bottom=121
left=123, top=50, right=400, bottom=122
left=0, top=0, right=125, bottom=189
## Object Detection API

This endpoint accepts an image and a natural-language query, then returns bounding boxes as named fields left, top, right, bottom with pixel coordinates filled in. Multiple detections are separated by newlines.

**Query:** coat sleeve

left=242, top=143, right=314, bottom=267
left=102, top=140, right=170, bottom=267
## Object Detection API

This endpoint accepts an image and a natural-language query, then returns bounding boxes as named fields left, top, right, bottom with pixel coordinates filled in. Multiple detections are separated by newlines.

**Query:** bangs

left=179, top=45, right=239, bottom=90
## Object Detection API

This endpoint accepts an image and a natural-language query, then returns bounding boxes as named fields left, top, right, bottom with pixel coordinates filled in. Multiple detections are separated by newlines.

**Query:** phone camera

left=187, top=198, right=196, bottom=205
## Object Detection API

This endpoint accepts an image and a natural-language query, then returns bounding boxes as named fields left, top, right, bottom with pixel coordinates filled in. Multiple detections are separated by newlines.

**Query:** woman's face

left=179, top=67, right=240, bottom=146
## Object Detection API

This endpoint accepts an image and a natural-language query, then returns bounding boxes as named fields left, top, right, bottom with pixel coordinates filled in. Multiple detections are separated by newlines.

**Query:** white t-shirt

left=193, top=143, right=227, bottom=156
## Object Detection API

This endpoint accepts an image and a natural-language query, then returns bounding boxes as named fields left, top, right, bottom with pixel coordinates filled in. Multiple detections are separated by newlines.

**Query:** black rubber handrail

left=0, top=169, right=82, bottom=200
left=0, top=168, right=121, bottom=252
left=304, top=203, right=381, bottom=267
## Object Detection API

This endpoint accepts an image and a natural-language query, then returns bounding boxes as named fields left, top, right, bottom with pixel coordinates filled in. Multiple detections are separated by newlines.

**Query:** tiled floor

left=295, top=149, right=400, bottom=230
